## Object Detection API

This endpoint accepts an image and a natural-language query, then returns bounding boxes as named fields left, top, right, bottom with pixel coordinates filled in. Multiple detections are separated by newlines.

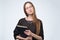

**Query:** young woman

left=14, top=1, right=44, bottom=40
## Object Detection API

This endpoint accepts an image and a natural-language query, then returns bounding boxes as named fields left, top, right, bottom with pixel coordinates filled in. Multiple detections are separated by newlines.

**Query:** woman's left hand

left=24, top=30, right=42, bottom=40
left=24, top=30, right=32, bottom=36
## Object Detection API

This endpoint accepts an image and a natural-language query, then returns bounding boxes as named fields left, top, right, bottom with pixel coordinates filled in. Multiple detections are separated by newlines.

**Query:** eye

left=26, top=7, right=29, bottom=10
left=25, top=6, right=33, bottom=10
left=29, top=6, right=33, bottom=8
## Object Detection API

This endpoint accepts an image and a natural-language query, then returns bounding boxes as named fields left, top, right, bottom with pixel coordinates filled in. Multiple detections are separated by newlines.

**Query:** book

left=16, top=25, right=28, bottom=38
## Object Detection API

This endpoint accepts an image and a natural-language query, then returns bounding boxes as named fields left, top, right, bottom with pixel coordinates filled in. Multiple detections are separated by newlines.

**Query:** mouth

left=29, top=10, right=32, bottom=12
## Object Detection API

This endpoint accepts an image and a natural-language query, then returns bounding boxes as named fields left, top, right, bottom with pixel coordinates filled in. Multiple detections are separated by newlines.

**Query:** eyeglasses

left=25, top=6, right=33, bottom=10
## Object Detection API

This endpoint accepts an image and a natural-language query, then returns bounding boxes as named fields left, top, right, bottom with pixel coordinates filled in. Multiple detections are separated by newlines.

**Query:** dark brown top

left=13, top=18, right=44, bottom=40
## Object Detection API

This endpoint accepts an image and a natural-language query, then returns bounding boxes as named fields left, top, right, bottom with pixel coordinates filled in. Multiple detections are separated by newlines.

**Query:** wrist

left=30, top=32, right=34, bottom=37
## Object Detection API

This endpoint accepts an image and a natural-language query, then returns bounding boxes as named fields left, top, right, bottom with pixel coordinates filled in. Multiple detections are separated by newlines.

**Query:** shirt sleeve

left=13, top=19, right=22, bottom=39
left=39, top=20, right=44, bottom=40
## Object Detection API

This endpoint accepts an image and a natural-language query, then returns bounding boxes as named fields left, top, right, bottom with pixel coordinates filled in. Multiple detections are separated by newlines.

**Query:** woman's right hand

left=16, top=35, right=32, bottom=40
left=16, top=35, right=25, bottom=40
left=24, top=37, right=32, bottom=40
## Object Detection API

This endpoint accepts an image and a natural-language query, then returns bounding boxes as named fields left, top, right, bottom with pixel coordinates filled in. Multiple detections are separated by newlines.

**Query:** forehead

left=25, top=3, right=32, bottom=8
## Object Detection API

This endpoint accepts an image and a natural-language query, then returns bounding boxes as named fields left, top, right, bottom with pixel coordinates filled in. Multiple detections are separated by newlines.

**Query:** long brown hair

left=23, top=1, right=41, bottom=35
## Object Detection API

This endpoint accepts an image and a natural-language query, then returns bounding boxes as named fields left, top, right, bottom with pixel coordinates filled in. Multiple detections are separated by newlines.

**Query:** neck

left=26, top=15, right=33, bottom=21
left=28, top=15, right=33, bottom=18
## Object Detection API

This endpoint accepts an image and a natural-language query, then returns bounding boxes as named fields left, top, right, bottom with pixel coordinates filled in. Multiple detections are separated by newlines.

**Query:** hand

left=16, top=36, right=29, bottom=40
left=24, top=30, right=32, bottom=36
left=16, top=35, right=25, bottom=40
left=24, top=37, right=32, bottom=40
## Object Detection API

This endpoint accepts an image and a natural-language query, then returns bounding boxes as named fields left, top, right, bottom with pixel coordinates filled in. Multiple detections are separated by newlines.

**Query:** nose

left=28, top=7, right=32, bottom=11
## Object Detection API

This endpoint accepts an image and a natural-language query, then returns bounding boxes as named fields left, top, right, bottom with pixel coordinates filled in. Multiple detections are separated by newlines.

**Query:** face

left=25, top=3, right=34, bottom=15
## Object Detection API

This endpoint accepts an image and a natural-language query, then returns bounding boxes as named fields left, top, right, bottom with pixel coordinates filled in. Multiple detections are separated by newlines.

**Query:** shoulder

left=16, top=18, right=25, bottom=25
left=19, top=18, right=25, bottom=21
left=17, top=18, right=25, bottom=24
left=18, top=18, right=25, bottom=22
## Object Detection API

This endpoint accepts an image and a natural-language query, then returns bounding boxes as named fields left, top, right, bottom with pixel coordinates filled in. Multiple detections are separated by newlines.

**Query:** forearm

left=15, top=39, right=19, bottom=40
left=31, top=33, right=42, bottom=40
left=16, top=35, right=25, bottom=40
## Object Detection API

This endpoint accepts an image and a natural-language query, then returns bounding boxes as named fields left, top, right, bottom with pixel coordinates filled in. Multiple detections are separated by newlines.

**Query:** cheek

left=31, top=7, right=34, bottom=11
left=26, top=9, right=29, bottom=13
left=31, top=8, right=34, bottom=13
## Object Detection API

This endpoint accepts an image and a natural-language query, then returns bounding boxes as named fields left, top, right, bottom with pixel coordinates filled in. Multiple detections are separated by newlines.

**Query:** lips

left=29, top=10, right=32, bottom=12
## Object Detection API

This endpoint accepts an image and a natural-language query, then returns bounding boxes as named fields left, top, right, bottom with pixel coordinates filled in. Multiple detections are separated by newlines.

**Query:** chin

left=29, top=13, right=33, bottom=15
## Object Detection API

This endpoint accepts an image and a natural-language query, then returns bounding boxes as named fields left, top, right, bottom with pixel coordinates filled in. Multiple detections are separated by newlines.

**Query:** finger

left=24, top=31, right=28, bottom=34
left=25, top=30, right=29, bottom=32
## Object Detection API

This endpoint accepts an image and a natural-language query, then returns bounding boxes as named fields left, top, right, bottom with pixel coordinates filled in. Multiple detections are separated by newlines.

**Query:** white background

left=0, top=0, right=60, bottom=40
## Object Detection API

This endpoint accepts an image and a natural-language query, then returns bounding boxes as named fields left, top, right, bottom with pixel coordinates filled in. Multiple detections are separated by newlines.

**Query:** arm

left=31, top=33, right=42, bottom=40
left=14, top=19, right=25, bottom=40
left=24, top=30, right=42, bottom=40
left=16, top=35, right=32, bottom=40
left=16, top=35, right=25, bottom=40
